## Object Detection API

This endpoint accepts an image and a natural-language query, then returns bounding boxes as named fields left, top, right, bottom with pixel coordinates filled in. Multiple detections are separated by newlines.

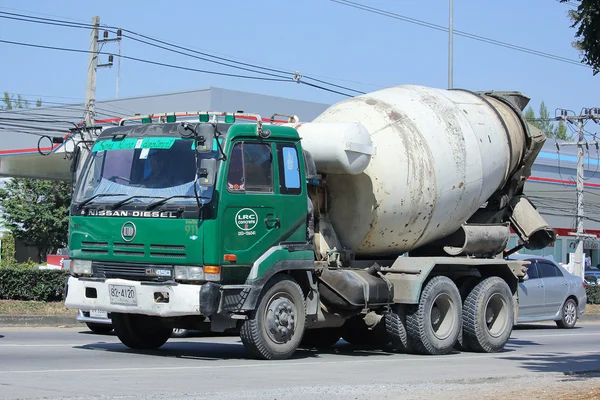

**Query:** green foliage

left=0, top=178, right=72, bottom=260
left=587, top=285, right=600, bottom=304
left=560, top=0, right=600, bottom=75
left=0, top=92, right=42, bottom=110
left=525, top=101, right=572, bottom=140
left=0, top=268, right=69, bottom=301
left=1, top=231, right=16, bottom=267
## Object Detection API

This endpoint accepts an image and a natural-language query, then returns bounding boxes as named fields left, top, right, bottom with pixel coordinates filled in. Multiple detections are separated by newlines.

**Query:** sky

left=0, top=0, right=598, bottom=134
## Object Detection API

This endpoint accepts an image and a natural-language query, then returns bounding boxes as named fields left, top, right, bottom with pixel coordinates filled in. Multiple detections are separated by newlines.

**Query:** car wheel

left=556, top=298, right=578, bottom=329
left=171, top=328, right=189, bottom=338
left=85, top=322, right=113, bottom=334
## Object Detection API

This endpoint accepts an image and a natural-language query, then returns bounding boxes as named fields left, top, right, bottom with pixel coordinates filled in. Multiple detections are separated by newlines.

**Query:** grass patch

left=0, top=300, right=77, bottom=316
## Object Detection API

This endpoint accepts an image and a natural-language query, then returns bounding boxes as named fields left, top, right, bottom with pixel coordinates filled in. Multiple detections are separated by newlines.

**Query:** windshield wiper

left=110, top=195, right=161, bottom=210
left=77, top=193, right=126, bottom=208
left=145, top=195, right=210, bottom=211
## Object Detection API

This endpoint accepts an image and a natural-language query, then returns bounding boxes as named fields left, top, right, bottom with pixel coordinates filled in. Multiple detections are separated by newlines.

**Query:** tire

left=455, top=277, right=480, bottom=351
left=240, top=275, right=306, bottom=360
left=462, top=277, right=514, bottom=353
left=556, top=298, right=578, bottom=329
left=406, top=276, right=462, bottom=355
left=171, top=328, right=190, bottom=338
left=85, top=322, right=113, bottom=334
left=341, top=316, right=390, bottom=347
left=301, top=327, right=341, bottom=348
left=384, top=312, right=409, bottom=352
left=112, top=313, right=172, bottom=350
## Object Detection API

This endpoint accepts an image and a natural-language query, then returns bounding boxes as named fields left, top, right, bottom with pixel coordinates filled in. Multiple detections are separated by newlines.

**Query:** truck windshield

left=74, top=136, right=217, bottom=206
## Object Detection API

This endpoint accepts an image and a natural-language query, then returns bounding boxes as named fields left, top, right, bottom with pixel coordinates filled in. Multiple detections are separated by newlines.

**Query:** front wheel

left=85, top=322, right=113, bottom=334
left=171, top=328, right=190, bottom=338
left=462, top=277, right=514, bottom=353
left=240, top=275, right=306, bottom=360
left=556, top=298, right=578, bottom=329
left=112, top=313, right=172, bottom=350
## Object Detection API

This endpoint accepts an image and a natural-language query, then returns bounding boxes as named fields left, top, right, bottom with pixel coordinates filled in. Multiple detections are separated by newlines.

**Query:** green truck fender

left=206, top=244, right=318, bottom=317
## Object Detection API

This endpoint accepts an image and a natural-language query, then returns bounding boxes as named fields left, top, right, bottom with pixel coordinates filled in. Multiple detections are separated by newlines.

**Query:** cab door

left=220, top=141, right=281, bottom=265
left=274, top=142, right=308, bottom=244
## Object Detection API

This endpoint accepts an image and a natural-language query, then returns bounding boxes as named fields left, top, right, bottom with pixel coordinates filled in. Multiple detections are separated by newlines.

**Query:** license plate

left=89, top=309, right=108, bottom=319
left=108, top=285, right=137, bottom=306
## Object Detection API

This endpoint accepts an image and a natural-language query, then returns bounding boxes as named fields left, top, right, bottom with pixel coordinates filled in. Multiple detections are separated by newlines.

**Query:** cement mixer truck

left=64, top=84, right=555, bottom=360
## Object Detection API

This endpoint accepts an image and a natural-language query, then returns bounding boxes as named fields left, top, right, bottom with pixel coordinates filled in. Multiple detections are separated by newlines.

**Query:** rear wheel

left=384, top=312, right=409, bottom=352
left=556, top=298, right=578, bottom=329
left=85, top=322, right=113, bottom=334
left=406, top=276, right=462, bottom=355
left=301, top=327, right=341, bottom=348
left=462, top=277, right=514, bottom=353
left=112, top=313, right=172, bottom=350
left=240, top=275, right=306, bottom=360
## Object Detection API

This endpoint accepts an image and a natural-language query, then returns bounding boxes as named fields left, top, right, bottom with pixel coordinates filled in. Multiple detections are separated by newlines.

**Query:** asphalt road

left=0, top=323, right=599, bottom=400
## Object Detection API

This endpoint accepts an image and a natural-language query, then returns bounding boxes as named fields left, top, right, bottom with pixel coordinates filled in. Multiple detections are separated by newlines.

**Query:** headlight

left=174, top=266, right=221, bottom=281
left=71, top=259, right=92, bottom=276
left=174, top=266, right=204, bottom=281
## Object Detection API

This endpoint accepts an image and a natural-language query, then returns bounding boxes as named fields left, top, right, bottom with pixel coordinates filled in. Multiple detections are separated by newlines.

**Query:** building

left=0, top=86, right=598, bottom=264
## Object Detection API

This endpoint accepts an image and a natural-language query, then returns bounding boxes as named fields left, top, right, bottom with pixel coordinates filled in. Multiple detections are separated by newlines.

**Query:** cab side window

left=227, top=142, right=273, bottom=193
left=276, top=143, right=301, bottom=195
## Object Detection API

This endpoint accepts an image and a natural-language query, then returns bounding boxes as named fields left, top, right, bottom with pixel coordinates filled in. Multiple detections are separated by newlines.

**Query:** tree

left=0, top=92, right=42, bottom=110
left=560, top=0, right=600, bottom=75
left=525, top=101, right=572, bottom=140
left=0, top=179, right=71, bottom=261
left=0, top=231, right=16, bottom=267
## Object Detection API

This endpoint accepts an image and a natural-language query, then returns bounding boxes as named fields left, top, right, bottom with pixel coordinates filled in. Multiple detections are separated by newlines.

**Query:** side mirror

left=70, top=146, right=81, bottom=174
left=198, top=158, right=216, bottom=187
left=195, top=124, right=215, bottom=153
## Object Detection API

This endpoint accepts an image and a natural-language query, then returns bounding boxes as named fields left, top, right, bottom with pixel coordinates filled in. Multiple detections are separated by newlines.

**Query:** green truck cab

left=65, top=112, right=319, bottom=359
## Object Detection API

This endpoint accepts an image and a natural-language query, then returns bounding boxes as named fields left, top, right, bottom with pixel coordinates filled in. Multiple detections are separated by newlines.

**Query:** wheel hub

left=266, top=296, right=296, bottom=344
left=565, top=302, right=576, bottom=325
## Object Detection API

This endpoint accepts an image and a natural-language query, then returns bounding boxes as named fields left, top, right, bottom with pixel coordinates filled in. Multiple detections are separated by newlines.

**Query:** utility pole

left=558, top=108, right=600, bottom=279
left=77, top=17, right=120, bottom=180
left=448, top=0, right=453, bottom=89
left=84, top=16, right=100, bottom=130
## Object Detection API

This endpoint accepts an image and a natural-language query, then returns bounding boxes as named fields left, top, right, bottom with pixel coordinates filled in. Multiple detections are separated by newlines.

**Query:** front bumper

left=65, top=277, right=211, bottom=317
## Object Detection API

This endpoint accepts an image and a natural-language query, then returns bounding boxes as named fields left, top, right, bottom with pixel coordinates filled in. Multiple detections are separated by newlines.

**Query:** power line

left=331, top=0, right=589, bottom=68
left=0, top=38, right=291, bottom=82
left=0, top=11, right=365, bottom=96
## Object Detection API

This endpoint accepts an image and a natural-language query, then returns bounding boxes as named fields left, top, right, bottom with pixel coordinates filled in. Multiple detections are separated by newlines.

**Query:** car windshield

left=74, top=136, right=218, bottom=206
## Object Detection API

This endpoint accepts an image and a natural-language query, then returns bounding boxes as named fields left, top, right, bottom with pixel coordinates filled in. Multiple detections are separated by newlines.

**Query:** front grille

left=150, top=244, right=186, bottom=251
left=92, top=262, right=173, bottom=281
left=114, top=250, right=144, bottom=257
left=150, top=252, right=186, bottom=259
left=81, top=241, right=108, bottom=247
left=114, top=242, right=144, bottom=249
left=82, top=249, right=109, bottom=255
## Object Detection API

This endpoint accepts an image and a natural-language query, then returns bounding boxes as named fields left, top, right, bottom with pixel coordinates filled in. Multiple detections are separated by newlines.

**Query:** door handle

left=537, top=284, right=544, bottom=288
left=264, top=216, right=280, bottom=228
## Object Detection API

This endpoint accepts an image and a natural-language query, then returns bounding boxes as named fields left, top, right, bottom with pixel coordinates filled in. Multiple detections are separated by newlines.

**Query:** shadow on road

left=72, top=339, right=397, bottom=361
left=501, top=352, right=600, bottom=377
left=513, top=324, right=583, bottom=331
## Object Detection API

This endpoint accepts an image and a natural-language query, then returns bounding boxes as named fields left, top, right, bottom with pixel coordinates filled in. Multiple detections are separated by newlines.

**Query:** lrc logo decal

left=235, top=208, right=258, bottom=233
